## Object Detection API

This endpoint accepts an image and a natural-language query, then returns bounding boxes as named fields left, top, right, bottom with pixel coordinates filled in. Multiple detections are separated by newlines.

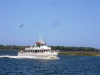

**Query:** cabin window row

left=25, top=50, right=50, bottom=53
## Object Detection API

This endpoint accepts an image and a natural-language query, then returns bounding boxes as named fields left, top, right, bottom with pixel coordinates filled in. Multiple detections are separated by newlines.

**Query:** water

left=0, top=50, right=100, bottom=75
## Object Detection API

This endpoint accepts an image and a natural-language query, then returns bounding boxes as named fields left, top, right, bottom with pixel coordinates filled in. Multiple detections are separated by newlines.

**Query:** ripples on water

left=0, top=50, right=100, bottom=75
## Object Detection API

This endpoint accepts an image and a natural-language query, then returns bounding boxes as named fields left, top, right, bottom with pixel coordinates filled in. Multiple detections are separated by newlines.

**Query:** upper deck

left=25, top=37, right=51, bottom=50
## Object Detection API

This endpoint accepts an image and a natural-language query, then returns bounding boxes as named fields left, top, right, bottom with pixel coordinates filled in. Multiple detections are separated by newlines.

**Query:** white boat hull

left=17, top=52, right=59, bottom=59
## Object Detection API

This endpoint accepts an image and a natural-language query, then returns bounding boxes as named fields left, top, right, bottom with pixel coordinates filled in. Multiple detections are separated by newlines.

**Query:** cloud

left=19, top=24, right=24, bottom=28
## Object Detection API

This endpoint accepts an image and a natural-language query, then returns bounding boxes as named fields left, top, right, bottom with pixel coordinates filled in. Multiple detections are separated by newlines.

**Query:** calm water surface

left=0, top=50, right=100, bottom=75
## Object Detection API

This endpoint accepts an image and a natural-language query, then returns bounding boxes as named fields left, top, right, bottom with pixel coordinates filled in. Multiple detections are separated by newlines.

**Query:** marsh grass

left=59, top=51, right=100, bottom=56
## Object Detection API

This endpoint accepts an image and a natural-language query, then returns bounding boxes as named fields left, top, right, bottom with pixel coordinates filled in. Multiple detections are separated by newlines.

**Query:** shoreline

left=59, top=51, right=100, bottom=56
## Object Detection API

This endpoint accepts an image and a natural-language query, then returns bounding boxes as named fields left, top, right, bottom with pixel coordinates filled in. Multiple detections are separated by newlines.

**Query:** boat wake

left=0, top=55, right=27, bottom=59
left=0, top=55, right=59, bottom=59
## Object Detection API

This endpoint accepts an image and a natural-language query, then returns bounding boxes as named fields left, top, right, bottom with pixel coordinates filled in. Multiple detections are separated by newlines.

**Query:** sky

left=0, top=0, right=100, bottom=49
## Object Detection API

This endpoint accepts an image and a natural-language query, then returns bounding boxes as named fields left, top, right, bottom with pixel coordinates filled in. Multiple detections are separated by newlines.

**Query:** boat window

left=35, top=50, right=37, bottom=53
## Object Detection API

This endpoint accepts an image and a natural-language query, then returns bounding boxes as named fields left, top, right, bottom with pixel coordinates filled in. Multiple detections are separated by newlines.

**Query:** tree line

left=0, top=45, right=28, bottom=50
left=0, top=45, right=100, bottom=52
left=51, top=46, right=100, bottom=52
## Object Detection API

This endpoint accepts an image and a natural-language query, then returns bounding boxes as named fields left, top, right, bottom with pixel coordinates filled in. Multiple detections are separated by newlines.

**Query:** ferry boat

left=18, top=37, right=59, bottom=59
